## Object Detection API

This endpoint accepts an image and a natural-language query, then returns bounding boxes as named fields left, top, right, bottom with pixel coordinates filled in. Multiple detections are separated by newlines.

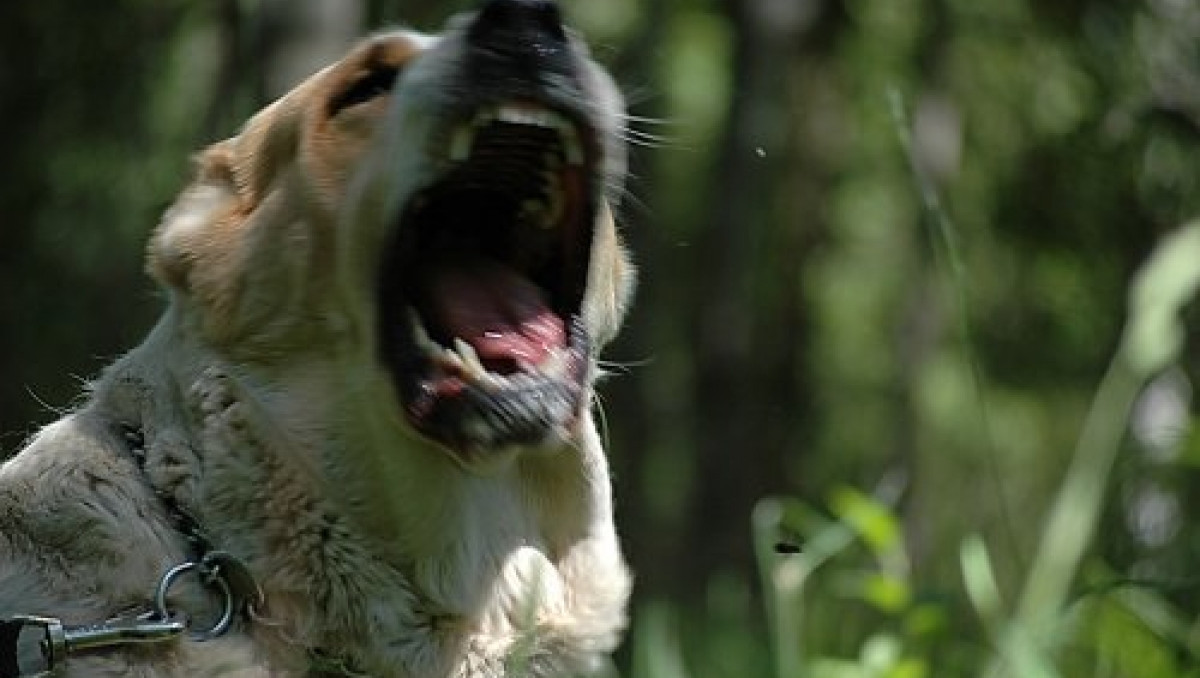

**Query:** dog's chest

left=227, top=479, right=567, bottom=675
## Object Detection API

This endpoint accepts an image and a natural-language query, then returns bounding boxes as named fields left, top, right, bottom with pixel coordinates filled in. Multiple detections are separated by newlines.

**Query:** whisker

left=621, top=127, right=675, bottom=142
left=618, top=127, right=688, bottom=151
left=617, top=112, right=674, bottom=126
left=605, top=180, right=651, bottom=216
left=597, top=355, right=655, bottom=375
left=622, top=191, right=651, bottom=218
left=619, top=136, right=664, bottom=149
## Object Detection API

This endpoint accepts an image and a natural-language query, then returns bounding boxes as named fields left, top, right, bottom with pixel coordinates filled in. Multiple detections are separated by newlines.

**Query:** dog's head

left=150, top=1, right=634, bottom=467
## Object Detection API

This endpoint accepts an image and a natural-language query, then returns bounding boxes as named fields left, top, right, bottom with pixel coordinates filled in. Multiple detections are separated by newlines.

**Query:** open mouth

left=378, top=102, right=599, bottom=456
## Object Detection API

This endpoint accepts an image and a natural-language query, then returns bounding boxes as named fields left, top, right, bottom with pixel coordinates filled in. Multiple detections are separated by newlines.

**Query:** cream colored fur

left=0, top=20, right=633, bottom=678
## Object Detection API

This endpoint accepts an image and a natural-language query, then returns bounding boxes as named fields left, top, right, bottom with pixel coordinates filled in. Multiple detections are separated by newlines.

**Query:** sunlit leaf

left=960, top=535, right=1004, bottom=629
left=886, top=657, right=928, bottom=678
left=829, top=487, right=901, bottom=557
left=860, top=633, right=902, bottom=671
left=1088, top=595, right=1181, bottom=678
left=903, top=604, right=948, bottom=638
left=1111, top=586, right=1200, bottom=662
left=860, top=573, right=912, bottom=613
left=1121, top=221, right=1200, bottom=376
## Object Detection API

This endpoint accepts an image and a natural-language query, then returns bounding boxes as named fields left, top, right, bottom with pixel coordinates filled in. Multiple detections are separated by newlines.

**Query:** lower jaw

left=402, top=369, right=586, bottom=456
left=386, top=318, right=592, bottom=456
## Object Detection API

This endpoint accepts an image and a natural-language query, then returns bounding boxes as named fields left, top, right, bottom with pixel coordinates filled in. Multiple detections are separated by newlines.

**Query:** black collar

left=120, top=423, right=366, bottom=677
left=119, top=423, right=214, bottom=562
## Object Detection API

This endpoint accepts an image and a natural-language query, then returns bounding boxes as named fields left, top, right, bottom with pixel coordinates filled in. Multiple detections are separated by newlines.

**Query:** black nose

left=467, top=0, right=569, bottom=61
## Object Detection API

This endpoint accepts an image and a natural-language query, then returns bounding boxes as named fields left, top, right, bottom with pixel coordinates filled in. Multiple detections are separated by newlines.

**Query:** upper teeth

left=447, top=103, right=586, bottom=166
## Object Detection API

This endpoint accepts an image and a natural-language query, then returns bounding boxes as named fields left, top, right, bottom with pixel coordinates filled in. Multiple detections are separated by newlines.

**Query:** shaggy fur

left=0, top=7, right=634, bottom=677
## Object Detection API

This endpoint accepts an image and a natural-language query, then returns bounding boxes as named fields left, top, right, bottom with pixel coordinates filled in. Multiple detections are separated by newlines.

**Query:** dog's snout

left=470, top=0, right=566, bottom=44
left=467, top=0, right=571, bottom=76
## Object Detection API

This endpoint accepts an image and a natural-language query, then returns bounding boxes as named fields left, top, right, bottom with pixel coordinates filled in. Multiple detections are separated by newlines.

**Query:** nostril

left=534, top=2, right=565, bottom=40
left=474, top=0, right=517, bottom=31
left=470, top=0, right=567, bottom=46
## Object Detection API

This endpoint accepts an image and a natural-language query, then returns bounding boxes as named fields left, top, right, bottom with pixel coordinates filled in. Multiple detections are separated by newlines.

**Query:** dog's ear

left=147, top=93, right=313, bottom=349
left=226, top=94, right=306, bottom=205
left=147, top=141, right=245, bottom=312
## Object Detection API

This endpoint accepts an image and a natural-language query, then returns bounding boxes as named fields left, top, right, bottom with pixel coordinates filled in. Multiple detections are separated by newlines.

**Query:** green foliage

left=626, top=218, right=1200, bottom=678
left=1124, top=224, right=1200, bottom=377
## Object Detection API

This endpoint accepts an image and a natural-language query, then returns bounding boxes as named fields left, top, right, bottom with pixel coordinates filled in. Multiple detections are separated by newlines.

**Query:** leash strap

left=0, top=425, right=265, bottom=677
left=0, top=617, right=27, bottom=677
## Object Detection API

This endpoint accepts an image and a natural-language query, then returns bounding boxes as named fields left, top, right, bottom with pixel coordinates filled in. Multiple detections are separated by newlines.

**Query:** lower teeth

left=408, top=308, right=570, bottom=384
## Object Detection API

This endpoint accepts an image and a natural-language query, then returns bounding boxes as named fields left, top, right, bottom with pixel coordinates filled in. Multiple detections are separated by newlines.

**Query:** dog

left=0, top=1, right=635, bottom=675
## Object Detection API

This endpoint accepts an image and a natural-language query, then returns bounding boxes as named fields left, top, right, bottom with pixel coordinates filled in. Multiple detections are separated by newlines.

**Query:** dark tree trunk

left=683, top=0, right=820, bottom=593
left=0, top=2, right=191, bottom=449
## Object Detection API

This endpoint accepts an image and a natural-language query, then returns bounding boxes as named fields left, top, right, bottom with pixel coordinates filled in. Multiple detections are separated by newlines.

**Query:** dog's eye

left=330, top=66, right=400, bottom=114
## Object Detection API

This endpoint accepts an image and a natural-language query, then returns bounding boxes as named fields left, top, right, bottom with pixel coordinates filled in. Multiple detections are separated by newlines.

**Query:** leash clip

left=1, top=612, right=185, bottom=678
left=0, top=551, right=261, bottom=677
left=154, top=550, right=263, bottom=641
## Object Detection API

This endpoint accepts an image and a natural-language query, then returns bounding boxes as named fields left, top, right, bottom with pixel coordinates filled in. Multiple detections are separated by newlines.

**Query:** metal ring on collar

left=153, top=561, right=235, bottom=641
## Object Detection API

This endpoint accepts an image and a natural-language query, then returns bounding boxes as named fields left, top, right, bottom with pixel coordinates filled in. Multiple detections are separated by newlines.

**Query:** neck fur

left=89, top=313, right=628, bottom=673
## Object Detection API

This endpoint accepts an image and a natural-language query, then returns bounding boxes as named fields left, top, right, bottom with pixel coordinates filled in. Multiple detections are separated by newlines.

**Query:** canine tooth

left=437, top=348, right=465, bottom=374
left=408, top=309, right=440, bottom=354
left=454, top=338, right=487, bottom=375
left=450, top=125, right=474, bottom=162
left=466, top=363, right=491, bottom=383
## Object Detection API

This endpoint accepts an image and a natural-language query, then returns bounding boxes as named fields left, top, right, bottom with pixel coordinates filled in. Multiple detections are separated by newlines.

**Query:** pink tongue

left=426, top=261, right=566, bottom=369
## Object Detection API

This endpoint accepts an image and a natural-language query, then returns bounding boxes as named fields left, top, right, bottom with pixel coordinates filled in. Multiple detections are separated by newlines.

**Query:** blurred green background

left=1, top=1, right=1198, bottom=676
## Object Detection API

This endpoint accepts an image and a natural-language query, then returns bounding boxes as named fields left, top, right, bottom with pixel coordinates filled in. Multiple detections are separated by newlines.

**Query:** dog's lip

left=376, top=97, right=601, bottom=456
